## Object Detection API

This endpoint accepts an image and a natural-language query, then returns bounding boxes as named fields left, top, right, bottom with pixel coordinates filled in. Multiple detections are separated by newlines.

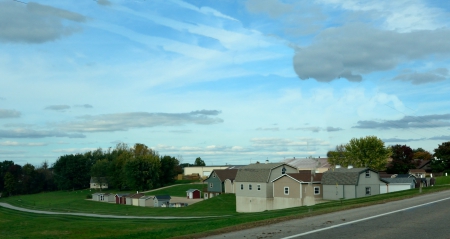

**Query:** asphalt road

left=203, top=190, right=450, bottom=239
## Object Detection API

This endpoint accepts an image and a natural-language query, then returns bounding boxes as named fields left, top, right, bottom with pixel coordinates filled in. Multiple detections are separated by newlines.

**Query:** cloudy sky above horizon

left=1, top=0, right=450, bottom=166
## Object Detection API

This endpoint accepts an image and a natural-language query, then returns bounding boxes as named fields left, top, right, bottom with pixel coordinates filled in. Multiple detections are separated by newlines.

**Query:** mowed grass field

left=1, top=181, right=450, bottom=238
left=436, top=175, right=450, bottom=185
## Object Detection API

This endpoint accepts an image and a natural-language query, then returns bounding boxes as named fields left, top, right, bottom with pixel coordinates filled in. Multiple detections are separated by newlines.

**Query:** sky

left=1, top=0, right=450, bottom=167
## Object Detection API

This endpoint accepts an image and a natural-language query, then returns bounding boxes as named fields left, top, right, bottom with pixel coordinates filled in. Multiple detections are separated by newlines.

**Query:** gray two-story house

left=322, top=167, right=388, bottom=200
left=234, top=162, right=297, bottom=212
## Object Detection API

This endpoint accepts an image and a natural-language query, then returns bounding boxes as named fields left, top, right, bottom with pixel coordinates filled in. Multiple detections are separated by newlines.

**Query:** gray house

left=271, top=172, right=323, bottom=209
left=139, top=196, right=154, bottom=207
left=380, top=177, right=416, bottom=194
left=235, top=162, right=298, bottom=212
left=203, top=169, right=238, bottom=199
left=153, top=195, right=171, bottom=207
left=322, top=167, right=388, bottom=200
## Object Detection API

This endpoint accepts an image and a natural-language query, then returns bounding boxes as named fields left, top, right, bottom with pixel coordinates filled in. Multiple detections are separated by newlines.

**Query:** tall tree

left=194, top=157, right=206, bottom=166
left=53, top=154, right=91, bottom=190
left=327, top=144, right=349, bottom=167
left=387, top=145, right=416, bottom=174
left=329, top=136, right=391, bottom=171
left=123, top=143, right=161, bottom=191
left=413, top=148, right=433, bottom=161
left=160, top=155, right=181, bottom=186
left=431, top=141, right=450, bottom=172
left=0, top=160, right=14, bottom=192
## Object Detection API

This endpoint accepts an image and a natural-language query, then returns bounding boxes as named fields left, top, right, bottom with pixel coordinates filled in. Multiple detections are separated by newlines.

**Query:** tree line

left=327, top=136, right=450, bottom=173
left=1, top=143, right=208, bottom=197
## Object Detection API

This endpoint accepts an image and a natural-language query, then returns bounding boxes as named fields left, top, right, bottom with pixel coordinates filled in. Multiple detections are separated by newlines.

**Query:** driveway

left=0, top=202, right=224, bottom=219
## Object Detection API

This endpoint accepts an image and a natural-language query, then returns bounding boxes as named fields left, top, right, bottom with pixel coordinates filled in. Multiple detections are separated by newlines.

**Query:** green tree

left=0, top=160, right=14, bottom=192
left=160, top=155, right=180, bottom=186
left=53, top=154, right=91, bottom=190
left=327, top=144, right=349, bottom=167
left=413, top=148, right=432, bottom=161
left=194, top=157, right=206, bottom=166
left=123, top=143, right=161, bottom=191
left=3, top=172, right=16, bottom=197
left=431, top=141, right=450, bottom=172
left=330, top=136, right=391, bottom=171
left=387, top=145, right=416, bottom=174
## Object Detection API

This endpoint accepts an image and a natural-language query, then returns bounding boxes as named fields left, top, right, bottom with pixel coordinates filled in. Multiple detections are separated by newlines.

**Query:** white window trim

left=240, top=184, right=243, bottom=190
left=249, top=184, right=252, bottom=190
left=365, top=170, right=370, bottom=178
left=365, top=187, right=371, bottom=195
left=257, top=184, right=261, bottom=191
left=209, top=183, right=213, bottom=188
left=284, top=187, right=289, bottom=195
left=314, top=186, right=320, bottom=195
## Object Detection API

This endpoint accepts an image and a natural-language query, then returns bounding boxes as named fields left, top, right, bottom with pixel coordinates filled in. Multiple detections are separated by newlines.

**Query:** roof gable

left=235, top=163, right=296, bottom=183
left=322, top=168, right=376, bottom=185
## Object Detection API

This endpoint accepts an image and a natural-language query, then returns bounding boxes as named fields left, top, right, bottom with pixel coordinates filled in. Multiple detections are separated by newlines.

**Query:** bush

left=86, top=194, right=92, bottom=199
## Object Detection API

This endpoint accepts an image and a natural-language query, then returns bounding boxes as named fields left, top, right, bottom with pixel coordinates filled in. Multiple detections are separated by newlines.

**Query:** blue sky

left=1, top=0, right=450, bottom=166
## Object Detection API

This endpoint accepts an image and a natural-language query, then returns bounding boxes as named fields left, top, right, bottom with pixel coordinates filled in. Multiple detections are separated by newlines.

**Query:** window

left=249, top=184, right=252, bottom=190
left=213, top=173, right=216, bottom=178
left=209, top=183, right=213, bottom=188
left=365, top=187, right=371, bottom=195
left=365, top=170, right=370, bottom=178
left=284, top=187, right=289, bottom=195
left=240, top=184, right=243, bottom=190
left=257, top=184, right=261, bottom=191
left=314, top=186, right=320, bottom=195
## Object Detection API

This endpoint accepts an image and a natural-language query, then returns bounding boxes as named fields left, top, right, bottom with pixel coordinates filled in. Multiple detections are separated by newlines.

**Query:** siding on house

left=322, top=168, right=387, bottom=200
left=235, top=162, right=298, bottom=212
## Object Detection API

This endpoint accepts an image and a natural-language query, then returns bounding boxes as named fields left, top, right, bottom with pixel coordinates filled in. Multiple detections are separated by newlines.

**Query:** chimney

left=335, top=165, right=341, bottom=169
left=347, top=165, right=353, bottom=169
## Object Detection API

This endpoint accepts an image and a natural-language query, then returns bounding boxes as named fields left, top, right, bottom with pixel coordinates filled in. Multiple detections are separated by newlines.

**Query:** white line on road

left=281, top=196, right=450, bottom=239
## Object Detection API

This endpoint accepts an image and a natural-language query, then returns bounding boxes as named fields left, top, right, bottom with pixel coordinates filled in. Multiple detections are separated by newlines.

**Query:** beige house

left=235, top=162, right=297, bottom=212
left=90, top=177, right=108, bottom=189
left=408, top=169, right=426, bottom=178
left=272, top=172, right=323, bottom=210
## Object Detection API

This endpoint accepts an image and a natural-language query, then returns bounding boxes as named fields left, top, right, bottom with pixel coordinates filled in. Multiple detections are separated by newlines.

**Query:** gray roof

left=322, top=168, right=373, bottom=185
left=382, top=178, right=416, bottom=184
left=283, top=158, right=331, bottom=169
left=235, top=163, right=294, bottom=183
left=186, top=189, right=200, bottom=193
left=154, top=195, right=171, bottom=200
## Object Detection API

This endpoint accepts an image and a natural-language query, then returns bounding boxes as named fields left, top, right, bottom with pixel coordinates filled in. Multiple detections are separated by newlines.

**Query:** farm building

left=153, top=195, right=171, bottom=207
left=186, top=189, right=201, bottom=199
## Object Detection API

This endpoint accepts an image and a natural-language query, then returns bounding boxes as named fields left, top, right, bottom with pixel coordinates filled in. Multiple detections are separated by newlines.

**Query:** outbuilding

left=186, top=189, right=201, bottom=199
left=153, top=195, right=171, bottom=207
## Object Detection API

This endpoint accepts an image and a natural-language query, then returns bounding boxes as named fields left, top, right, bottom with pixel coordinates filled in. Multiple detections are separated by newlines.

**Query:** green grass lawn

left=1, top=185, right=449, bottom=239
left=435, top=175, right=450, bottom=185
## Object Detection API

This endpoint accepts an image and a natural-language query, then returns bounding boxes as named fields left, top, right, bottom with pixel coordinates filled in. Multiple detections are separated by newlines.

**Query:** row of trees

left=327, top=136, right=450, bottom=173
left=53, top=143, right=183, bottom=191
left=0, top=160, right=56, bottom=196
left=1, top=143, right=206, bottom=196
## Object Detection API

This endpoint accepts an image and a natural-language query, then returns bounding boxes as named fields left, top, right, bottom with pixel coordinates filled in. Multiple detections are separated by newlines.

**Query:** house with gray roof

left=90, top=177, right=108, bottom=189
left=322, top=167, right=388, bottom=200
left=235, top=162, right=298, bottom=212
left=203, top=169, right=238, bottom=199
left=271, top=171, right=323, bottom=209
left=380, top=177, right=416, bottom=194
left=153, top=195, right=171, bottom=207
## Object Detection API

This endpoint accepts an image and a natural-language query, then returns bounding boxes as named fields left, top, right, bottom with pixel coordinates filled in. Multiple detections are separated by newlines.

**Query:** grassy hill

left=1, top=181, right=450, bottom=238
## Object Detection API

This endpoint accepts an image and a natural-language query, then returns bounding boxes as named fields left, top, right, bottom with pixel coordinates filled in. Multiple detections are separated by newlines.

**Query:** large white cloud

left=293, top=24, right=450, bottom=82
